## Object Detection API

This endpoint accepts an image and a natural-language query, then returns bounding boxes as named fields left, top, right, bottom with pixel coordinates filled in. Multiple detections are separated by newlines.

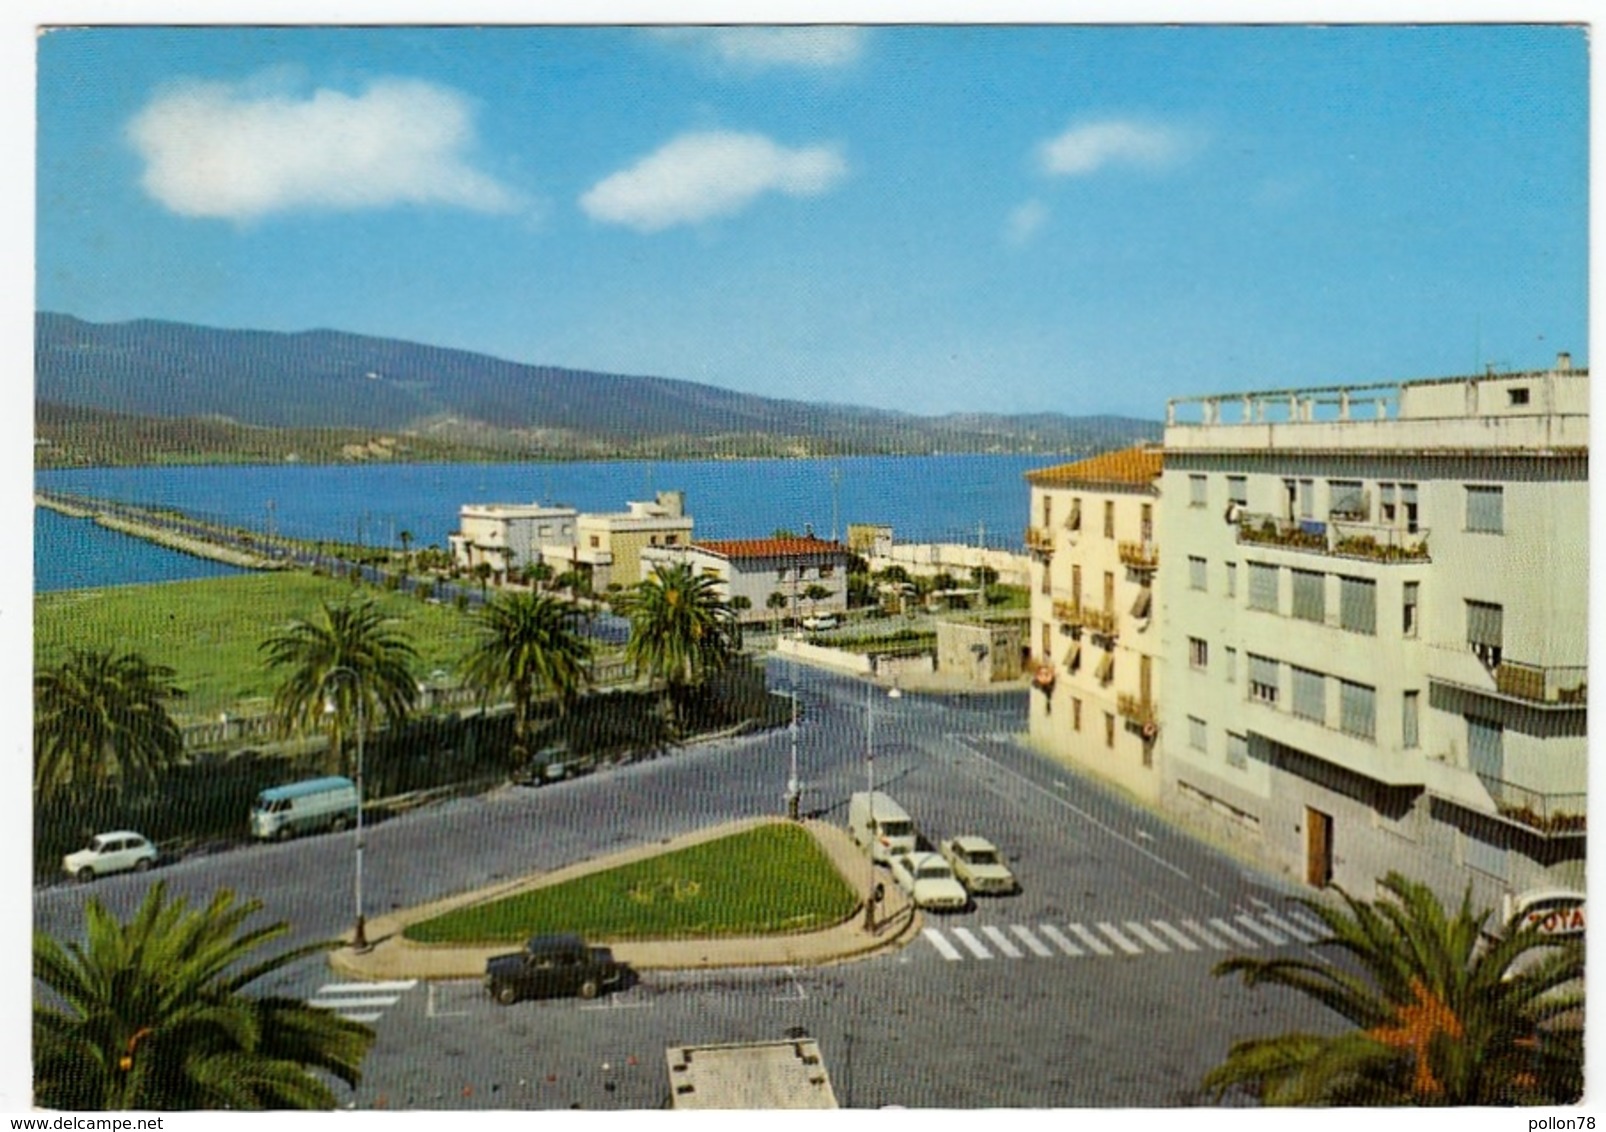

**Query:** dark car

left=484, top=933, right=628, bottom=1005
left=509, top=746, right=575, bottom=787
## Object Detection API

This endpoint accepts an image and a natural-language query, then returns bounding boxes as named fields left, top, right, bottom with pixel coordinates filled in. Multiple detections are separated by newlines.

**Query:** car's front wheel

left=76, top=867, right=96, bottom=883
left=493, top=982, right=518, bottom=1006
left=577, top=979, right=600, bottom=1000
left=134, top=858, right=152, bottom=873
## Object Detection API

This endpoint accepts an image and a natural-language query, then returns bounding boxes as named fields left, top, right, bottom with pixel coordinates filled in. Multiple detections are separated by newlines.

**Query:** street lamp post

left=323, top=666, right=368, bottom=951
left=786, top=687, right=801, bottom=821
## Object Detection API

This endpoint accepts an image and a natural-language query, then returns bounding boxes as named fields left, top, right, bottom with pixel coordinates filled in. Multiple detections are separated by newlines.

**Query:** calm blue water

left=35, top=454, right=1062, bottom=593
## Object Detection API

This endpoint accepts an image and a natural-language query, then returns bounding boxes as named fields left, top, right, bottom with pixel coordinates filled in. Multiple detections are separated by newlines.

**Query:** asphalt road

left=33, top=659, right=1342, bottom=1109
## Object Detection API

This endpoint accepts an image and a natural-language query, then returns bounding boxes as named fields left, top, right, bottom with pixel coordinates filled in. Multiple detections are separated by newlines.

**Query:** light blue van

left=250, top=776, right=360, bottom=841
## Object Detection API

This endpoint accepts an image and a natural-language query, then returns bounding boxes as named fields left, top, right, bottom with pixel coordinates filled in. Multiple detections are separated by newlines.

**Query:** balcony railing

left=1052, top=598, right=1082, bottom=624
left=1025, top=526, right=1055, bottom=553
left=1494, top=661, right=1588, bottom=705
left=1080, top=607, right=1118, bottom=637
left=1477, top=773, right=1586, bottom=836
left=1118, top=541, right=1160, bottom=570
left=1116, top=692, right=1159, bottom=727
left=1236, top=513, right=1431, bottom=563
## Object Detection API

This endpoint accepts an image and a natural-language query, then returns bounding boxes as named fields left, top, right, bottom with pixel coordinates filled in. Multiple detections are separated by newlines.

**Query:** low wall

left=774, top=637, right=874, bottom=675
left=866, top=544, right=1031, bottom=587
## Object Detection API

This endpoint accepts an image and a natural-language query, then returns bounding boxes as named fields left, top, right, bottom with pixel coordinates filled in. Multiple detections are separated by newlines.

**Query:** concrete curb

left=327, top=816, right=920, bottom=982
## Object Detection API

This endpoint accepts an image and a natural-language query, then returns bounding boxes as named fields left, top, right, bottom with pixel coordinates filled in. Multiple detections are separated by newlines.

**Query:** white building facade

left=641, top=536, right=850, bottom=624
left=1157, top=358, right=1586, bottom=911
left=447, top=503, right=578, bottom=578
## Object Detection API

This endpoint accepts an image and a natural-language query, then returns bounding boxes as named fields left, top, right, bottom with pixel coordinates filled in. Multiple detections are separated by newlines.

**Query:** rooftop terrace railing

left=1235, top=512, right=1431, bottom=563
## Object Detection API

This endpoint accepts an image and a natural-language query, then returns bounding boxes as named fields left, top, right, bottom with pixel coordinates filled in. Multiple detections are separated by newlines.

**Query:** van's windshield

left=879, top=820, right=913, bottom=837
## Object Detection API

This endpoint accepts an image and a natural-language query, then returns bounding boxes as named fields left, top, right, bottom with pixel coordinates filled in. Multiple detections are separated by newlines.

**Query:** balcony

left=1478, top=773, right=1586, bottom=837
left=1080, top=607, right=1118, bottom=638
left=1118, top=541, right=1160, bottom=570
left=1051, top=598, right=1082, bottom=624
left=1025, top=526, right=1055, bottom=554
left=1494, top=661, right=1588, bottom=706
left=1116, top=692, right=1159, bottom=728
left=1235, top=512, right=1431, bottom=563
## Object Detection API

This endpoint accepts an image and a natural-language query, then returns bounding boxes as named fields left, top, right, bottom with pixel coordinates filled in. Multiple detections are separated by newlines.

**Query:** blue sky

left=35, top=23, right=1589, bottom=419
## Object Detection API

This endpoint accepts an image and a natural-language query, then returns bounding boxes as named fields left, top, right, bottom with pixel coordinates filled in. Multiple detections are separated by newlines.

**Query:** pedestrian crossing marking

left=310, top=979, right=417, bottom=1024
left=1288, top=908, right=1329, bottom=937
left=1261, top=910, right=1316, bottom=943
left=1010, top=924, right=1055, bottom=957
left=1095, top=922, right=1144, bottom=955
left=950, top=927, right=995, bottom=959
left=922, top=927, right=964, bottom=961
left=1209, top=918, right=1259, bottom=948
left=1151, top=920, right=1200, bottom=951
left=1183, top=919, right=1228, bottom=949
left=981, top=925, right=1024, bottom=958
left=1121, top=922, right=1169, bottom=953
left=1235, top=914, right=1287, bottom=946
left=1037, top=924, right=1085, bottom=956
left=1069, top=923, right=1115, bottom=956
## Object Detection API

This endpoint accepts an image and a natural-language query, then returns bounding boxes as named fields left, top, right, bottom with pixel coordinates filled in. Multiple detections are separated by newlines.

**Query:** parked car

left=510, top=747, right=577, bottom=787
left=484, top=933, right=629, bottom=1005
left=939, top=835, right=1020, bottom=896
left=63, top=831, right=158, bottom=882
left=802, top=613, right=840, bottom=631
left=888, top=851, right=970, bottom=911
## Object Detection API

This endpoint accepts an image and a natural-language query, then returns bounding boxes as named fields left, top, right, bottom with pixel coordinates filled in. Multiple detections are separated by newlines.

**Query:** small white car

left=939, top=835, right=1020, bottom=896
left=64, top=831, right=158, bottom=882
left=888, top=851, right=970, bottom=911
left=801, top=613, right=841, bottom=631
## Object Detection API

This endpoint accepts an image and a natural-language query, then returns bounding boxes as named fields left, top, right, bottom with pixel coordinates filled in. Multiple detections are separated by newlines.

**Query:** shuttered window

left=1190, top=475, right=1207, bottom=507
left=1291, top=569, right=1325, bottom=623
left=1339, top=680, right=1376, bottom=740
left=1189, top=556, right=1207, bottom=591
left=1064, top=642, right=1082, bottom=673
left=1339, top=576, right=1376, bottom=635
left=1249, top=655, right=1279, bottom=703
left=1466, top=486, right=1504, bottom=533
left=1329, top=480, right=1366, bottom=518
left=1466, top=601, right=1504, bottom=667
left=1227, top=476, right=1248, bottom=506
left=1225, top=646, right=1237, bottom=684
left=1095, top=651, right=1114, bottom=684
left=1291, top=666, right=1325, bottom=722
left=1225, top=562, right=1237, bottom=598
left=1188, top=716, right=1207, bottom=752
left=1131, top=585, right=1152, bottom=619
left=1226, top=733, right=1248, bottom=769
left=1066, top=499, right=1082, bottom=531
left=1468, top=715, right=1504, bottom=782
left=1403, top=691, right=1420, bottom=749
left=1248, top=562, right=1279, bottom=612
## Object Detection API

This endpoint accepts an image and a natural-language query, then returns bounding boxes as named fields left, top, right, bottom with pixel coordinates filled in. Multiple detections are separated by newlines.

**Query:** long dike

left=37, top=490, right=289, bottom=571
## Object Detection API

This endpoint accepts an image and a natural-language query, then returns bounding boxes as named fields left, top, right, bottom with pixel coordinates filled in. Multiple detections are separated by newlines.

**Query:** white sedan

left=63, top=831, right=158, bottom=882
left=801, top=613, right=841, bottom=631
left=888, top=851, right=970, bottom=911
left=939, top=835, right=1020, bottom=896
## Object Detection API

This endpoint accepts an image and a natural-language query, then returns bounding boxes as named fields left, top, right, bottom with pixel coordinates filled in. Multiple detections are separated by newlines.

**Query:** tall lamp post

left=322, top=666, right=368, bottom=951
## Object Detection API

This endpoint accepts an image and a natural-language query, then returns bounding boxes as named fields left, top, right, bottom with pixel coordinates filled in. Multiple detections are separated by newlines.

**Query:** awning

left=1130, top=586, right=1152, bottom=619
left=1095, top=651, right=1114, bottom=683
left=1064, top=642, right=1082, bottom=673
left=1065, top=500, right=1082, bottom=531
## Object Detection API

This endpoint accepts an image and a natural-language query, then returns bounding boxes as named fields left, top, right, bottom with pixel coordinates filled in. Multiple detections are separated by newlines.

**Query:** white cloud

left=1038, top=119, right=1191, bottom=177
left=580, top=130, right=847, bottom=233
left=127, top=77, right=520, bottom=221
left=1006, top=199, right=1049, bottom=246
left=651, top=27, right=866, bottom=70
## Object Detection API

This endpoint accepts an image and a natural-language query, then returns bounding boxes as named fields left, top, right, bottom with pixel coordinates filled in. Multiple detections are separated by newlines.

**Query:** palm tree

left=616, top=561, right=738, bottom=735
left=34, top=882, right=374, bottom=1110
left=459, top=591, right=591, bottom=763
left=1202, top=871, right=1583, bottom=1106
left=766, top=590, right=790, bottom=628
left=260, top=598, right=418, bottom=777
left=802, top=583, right=832, bottom=618
left=34, top=649, right=185, bottom=802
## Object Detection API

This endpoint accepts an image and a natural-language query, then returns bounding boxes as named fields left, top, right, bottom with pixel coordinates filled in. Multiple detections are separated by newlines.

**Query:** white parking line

left=426, top=983, right=471, bottom=1018
left=1208, top=918, right=1260, bottom=948
left=309, top=995, right=405, bottom=1011
left=1095, top=922, right=1145, bottom=955
left=1121, top=921, right=1170, bottom=953
left=1235, top=914, right=1287, bottom=946
left=317, top=980, right=418, bottom=994
left=980, top=925, right=1024, bottom=958
left=1261, top=911, right=1317, bottom=943
left=1182, top=920, right=1229, bottom=949
left=1038, top=925, right=1086, bottom=956
left=950, top=927, right=995, bottom=959
left=923, top=927, right=965, bottom=961
left=1151, top=921, right=1200, bottom=952
left=340, top=1012, right=384, bottom=1023
left=1068, top=924, right=1115, bottom=956
left=1010, top=925, right=1056, bottom=957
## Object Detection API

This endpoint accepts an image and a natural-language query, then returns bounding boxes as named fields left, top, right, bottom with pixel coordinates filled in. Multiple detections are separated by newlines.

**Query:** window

left=1190, top=475, right=1208, bottom=508
left=1298, top=479, right=1314, bottom=519
left=1509, top=387, right=1530, bottom=406
left=1403, top=691, right=1420, bottom=749
left=1104, top=500, right=1116, bottom=538
left=1468, top=715, right=1504, bottom=781
left=1105, top=713, right=1116, bottom=748
left=1401, top=484, right=1419, bottom=533
left=1227, top=476, right=1248, bottom=506
left=1248, top=562, right=1279, bottom=612
left=1291, top=666, right=1326, bottom=722
left=1189, top=637, right=1209, bottom=671
left=777, top=568, right=788, bottom=581
left=1067, top=498, right=1082, bottom=532
left=1071, top=564, right=1082, bottom=609
left=1042, top=496, right=1053, bottom=528
left=1329, top=480, right=1367, bottom=520
left=1226, top=732, right=1249, bottom=769
left=1041, top=623, right=1052, bottom=660
left=1140, top=502, right=1153, bottom=541
left=1291, top=570, right=1325, bottom=623
left=1225, top=646, right=1237, bottom=684
left=665, top=534, right=678, bottom=546
left=1188, top=556, right=1208, bottom=592
left=1103, top=571, right=1115, bottom=612
left=1072, top=697, right=1082, bottom=731
left=1188, top=716, right=1207, bottom=752
left=819, top=564, right=834, bottom=578
left=1466, top=486, right=1504, bottom=534
left=1225, top=562, right=1237, bottom=598
left=1064, top=641, right=1082, bottom=673
left=1339, top=576, right=1377, bottom=635
left=1339, top=680, right=1376, bottom=741
left=1095, top=651, right=1114, bottom=684
left=589, top=535, right=601, bottom=548
left=1040, top=560, right=1051, bottom=595
left=1379, top=482, right=1397, bottom=524
left=1403, top=581, right=1419, bottom=637
left=1249, top=655, right=1280, bottom=704
left=1466, top=601, right=1503, bottom=668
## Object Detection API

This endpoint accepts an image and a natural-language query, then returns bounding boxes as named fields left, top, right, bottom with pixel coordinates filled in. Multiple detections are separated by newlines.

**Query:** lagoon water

left=35, top=453, right=1059, bottom=592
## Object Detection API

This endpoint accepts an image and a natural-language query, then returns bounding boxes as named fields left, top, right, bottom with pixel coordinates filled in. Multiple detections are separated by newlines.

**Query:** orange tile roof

left=695, top=537, right=849, bottom=560
left=1024, top=445, right=1163, bottom=487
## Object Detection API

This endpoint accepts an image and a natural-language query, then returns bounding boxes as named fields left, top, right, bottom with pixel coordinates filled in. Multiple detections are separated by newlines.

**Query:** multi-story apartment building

left=1158, top=356, right=1586, bottom=911
left=1025, top=447, right=1164, bottom=801
left=640, top=535, right=851, bottom=624
left=573, top=491, right=694, bottom=591
left=447, top=503, right=578, bottom=578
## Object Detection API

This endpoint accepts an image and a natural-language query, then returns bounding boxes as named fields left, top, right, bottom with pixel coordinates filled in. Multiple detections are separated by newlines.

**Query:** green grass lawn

left=404, top=823, right=859, bottom=944
left=34, top=572, right=477, bottom=723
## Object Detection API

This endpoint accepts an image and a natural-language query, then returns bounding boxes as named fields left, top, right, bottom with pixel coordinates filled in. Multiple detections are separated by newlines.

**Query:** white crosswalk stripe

left=1069, top=923, right=1115, bottom=956
left=1182, top=920, right=1229, bottom=949
left=922, top=927, right=964, bottom=961
left=310, top=980, right=417, bottom=1024
left=1261, top=910, right=1317, bottom=943
left=1037, top=924, right=1085, bottom=956
left=981, top=925, right=1024, bottom=958
left=1151, top=920, right=1201, bottom=951
left=1096, top=922, right=1144, bottom=955
left=1122, top=921, right=1170, bottom=953
left=950, top=927, right=995, bottom=959
left=1235, top=914, right=1287, bottom=946
left=1209, top=918, right=1260, bottom=948
left=1010, top=924, right=1056, bottom=957
left=1288, top=908, right=1329, bottom=937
